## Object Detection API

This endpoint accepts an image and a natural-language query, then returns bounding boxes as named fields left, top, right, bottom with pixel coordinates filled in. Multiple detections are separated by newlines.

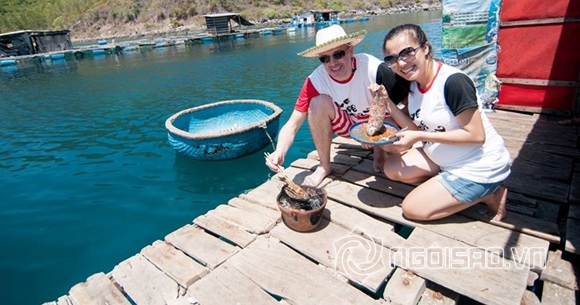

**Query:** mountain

left=0, top=0, right=440, bottom=42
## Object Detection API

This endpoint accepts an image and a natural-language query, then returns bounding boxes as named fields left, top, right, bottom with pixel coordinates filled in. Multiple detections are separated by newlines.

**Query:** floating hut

left=203, top=13, right=254, bottom=36
left=294, top=10, right=339, bottom=27
left=0, top=30, right=72, bottom=57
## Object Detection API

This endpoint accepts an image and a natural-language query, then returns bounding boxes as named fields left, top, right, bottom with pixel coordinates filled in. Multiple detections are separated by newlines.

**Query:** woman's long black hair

left=382, top=24, right=434, bottom=97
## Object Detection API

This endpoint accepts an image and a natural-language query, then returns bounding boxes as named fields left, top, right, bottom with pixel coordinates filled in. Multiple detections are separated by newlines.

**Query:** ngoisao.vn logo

left=332, top=226, right=544, bottom=279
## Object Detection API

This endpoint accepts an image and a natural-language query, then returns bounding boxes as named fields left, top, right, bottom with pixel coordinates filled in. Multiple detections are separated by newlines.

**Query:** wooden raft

left=44, top=110, right=579, bottom=305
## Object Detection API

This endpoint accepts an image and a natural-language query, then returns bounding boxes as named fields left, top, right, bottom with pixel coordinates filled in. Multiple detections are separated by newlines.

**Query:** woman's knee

left=401, top=201, right=430, bottom=221
left=383, top=163, right=405, bottom=181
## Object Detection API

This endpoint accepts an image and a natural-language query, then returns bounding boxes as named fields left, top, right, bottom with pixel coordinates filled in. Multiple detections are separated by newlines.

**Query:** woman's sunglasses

left=383, top=44, right=424, bottom=66
left=318, top=49, right=347, bottom=63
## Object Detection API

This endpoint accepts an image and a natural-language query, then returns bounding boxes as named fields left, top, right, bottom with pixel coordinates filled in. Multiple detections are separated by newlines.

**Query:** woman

left=371, top=24, right=511, bottom=221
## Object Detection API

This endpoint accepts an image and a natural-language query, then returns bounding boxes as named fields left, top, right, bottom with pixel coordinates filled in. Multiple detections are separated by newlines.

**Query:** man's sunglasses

left=383, top=44, right=424, bottom=66
left=319, top=49, right=347, bottom=63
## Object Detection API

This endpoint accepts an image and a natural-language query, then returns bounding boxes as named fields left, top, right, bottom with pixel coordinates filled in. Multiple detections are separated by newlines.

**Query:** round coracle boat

left=165, top=99, right=283, bottom=161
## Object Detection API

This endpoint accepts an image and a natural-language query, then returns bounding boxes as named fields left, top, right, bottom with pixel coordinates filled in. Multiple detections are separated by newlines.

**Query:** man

left=265, top=24, right=407, bottom=186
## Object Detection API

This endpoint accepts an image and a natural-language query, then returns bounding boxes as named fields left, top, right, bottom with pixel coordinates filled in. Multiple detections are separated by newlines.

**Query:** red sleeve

left=295, top=77, right=320, bottom=112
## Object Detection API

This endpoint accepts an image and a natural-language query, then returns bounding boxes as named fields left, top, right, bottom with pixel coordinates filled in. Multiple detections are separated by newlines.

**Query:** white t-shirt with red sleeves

left=295, top=53, right=381, bottom=122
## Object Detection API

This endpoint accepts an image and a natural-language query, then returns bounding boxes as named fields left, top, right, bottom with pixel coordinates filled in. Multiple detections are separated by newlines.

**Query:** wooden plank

left=165, top=224, right=239, bottom=270
left=569, top=204, right=580, bottom=220
left=240, top=179, right=284, bottom=210
left=520, top=290, right=541, bottom=305
left=111, top=254, right=192, bottom=305
left=565, top=218, right=580, bottom=255
left=67, top=272, right=130, bottom=305
left=539, top=250, right=579, bottom=290
left=504, top=172, right=569, bottom=203
left=395, top=228, right=529, bottom=305
left=459, top=205, right=560, bottom=244
left=345, top=164, right=416, bottom=198
left=228, top=197, right=281, bottom=219
left=206, top=204, right=277, bottom=235
left=227, top=236, right=378, bottom=305
left=511, top=148, right=574, bottom=171
left=383, top=268, right=426, bottom=305
left=140, top=240, right=210, bottom=288
left=510, top=158, right=572, bottom=182
left=419, top=282, right=459, bottom=305
left=56, top=296, right=73, bottom=305
left=194, top=213, right=257, bottom=247
left=570, top=171, right=580, bottom=204
left=325, top=180, right=549, bottom=270
left=271, top=218, right=395, bottom=293
left=497, top=77, right=577, bottom=87
left=188, top=263, right=279, bottom=305
left=541, top=281, right=577, bottom=305
left=324, top=199, right=406, bottom=249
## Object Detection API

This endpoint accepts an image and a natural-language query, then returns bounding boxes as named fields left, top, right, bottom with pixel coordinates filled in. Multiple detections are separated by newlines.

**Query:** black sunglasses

left=383, top=44, right=424, bottom=66
left=318, top=49, right=347, bottom=63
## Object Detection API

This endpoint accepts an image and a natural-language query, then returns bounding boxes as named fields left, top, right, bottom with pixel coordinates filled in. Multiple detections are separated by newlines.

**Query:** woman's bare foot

left=373, top=147, right=385, bottom=173
left=482, top=185, right=507, bottom=221
left=303, top=166, right=332, bottom=187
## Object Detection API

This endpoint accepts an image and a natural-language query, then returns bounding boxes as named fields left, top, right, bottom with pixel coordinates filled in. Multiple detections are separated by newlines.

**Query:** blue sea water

left=0, top=11, right=441, bottom=304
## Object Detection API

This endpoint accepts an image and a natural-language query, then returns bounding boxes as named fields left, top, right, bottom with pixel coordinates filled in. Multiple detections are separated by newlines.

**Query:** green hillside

left=0, top=0, right=438, bottom=41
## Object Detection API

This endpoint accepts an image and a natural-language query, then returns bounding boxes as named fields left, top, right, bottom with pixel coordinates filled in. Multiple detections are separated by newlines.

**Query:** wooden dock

left=44, top=109, right=579, bottom=305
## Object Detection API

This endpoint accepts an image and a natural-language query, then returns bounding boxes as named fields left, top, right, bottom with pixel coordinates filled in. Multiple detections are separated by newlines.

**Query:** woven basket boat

left=165, top=99, right=283, bottom=161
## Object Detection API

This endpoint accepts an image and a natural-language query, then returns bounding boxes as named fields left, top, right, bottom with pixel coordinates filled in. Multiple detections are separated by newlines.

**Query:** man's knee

left=308, top=95, right=334, bottom=116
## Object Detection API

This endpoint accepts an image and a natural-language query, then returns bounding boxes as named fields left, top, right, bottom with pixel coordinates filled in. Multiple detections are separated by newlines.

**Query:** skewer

left=264, top=152, right=308, bottom=199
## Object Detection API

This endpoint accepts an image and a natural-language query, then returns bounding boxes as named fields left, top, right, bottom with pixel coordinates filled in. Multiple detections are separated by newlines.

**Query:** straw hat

left=298, top=25, right=367, bottom=57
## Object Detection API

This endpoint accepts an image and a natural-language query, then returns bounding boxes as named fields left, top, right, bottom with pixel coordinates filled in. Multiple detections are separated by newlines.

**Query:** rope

left=259, top=122, right=276, bottom=150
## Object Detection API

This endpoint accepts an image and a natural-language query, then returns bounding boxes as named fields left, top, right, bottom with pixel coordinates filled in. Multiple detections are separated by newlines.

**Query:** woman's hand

left=392, top=129, right=419, bottom=149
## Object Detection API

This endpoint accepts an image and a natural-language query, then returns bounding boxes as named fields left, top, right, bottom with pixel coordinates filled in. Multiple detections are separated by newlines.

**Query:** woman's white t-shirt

left=407, top=63, right=511, bottom=183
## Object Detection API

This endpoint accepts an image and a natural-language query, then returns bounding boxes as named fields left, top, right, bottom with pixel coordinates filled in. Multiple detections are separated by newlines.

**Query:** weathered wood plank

left=140, top=240, right=210, bottom=288
left=383, top=268, right=426, bottom=305
left=541, top=281, right=577, bottom=305
left=325, top=180, right=549, bottom=270
left=395, top=228, right=529, bottom=305
left=569, top=204, right=580, bottom=220
left=67, top=272, right=130, bottom=305
left=111, top=254, right=192, bottom=305
left=324, top=199, right=406, bottom=249
left=240, top=180, right=284, bottom=210
left=345, top=165, right=416, bottom=198
left=56, top=296, right=73, bottom=305
left=228, top=236, right=378, bottom=305
left=271, top=218, right=394, bottom=293
left=419, top=282, right=460, bottom=305
left=511, top=148, right=575, bottom=171
left=228, top=197, right=281, bottom=219
left=206, top=204, right=277, bottom=235
left=458, top=205, right=560, bottom=244
left=565, top=218, right=580, bottom=255
left=165, top=224, right=239, bottom=270
left=504, top=172, right=569, bottom=203
left=539, top=250, right=579, bottom=290
left=520, top=290, right=541, bottom=305
left=188, top=263, right=279, bottom=305
left=570, top=171, right=580, bottom=204
left=510, top=158, right=572, bottom=181
left=193, top=213, right=257, bottom=248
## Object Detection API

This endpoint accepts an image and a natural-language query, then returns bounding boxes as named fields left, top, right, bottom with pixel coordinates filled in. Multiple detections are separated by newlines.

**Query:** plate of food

left=349, top=121, right=401, bottom=145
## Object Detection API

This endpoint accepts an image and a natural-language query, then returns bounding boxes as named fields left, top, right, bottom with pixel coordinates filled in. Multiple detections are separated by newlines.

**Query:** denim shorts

left=436, top=171, right=503, bottom=204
